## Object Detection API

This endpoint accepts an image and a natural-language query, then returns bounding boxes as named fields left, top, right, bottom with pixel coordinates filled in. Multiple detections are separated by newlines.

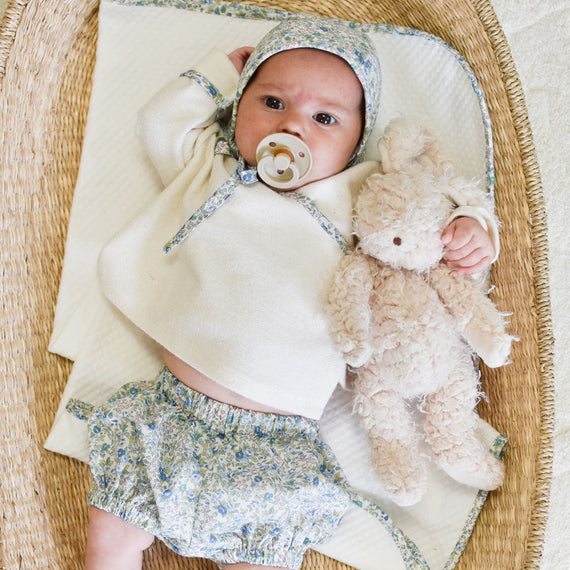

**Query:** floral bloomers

left=67, top=367, right=351, bottom=569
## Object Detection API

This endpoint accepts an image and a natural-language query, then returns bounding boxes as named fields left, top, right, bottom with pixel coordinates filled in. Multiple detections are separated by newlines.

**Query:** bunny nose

left=393, top=237, right=402, bottom=246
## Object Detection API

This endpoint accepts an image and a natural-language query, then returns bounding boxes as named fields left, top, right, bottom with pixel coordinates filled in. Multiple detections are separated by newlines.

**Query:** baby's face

left=234, top=48, right=364, bottom=190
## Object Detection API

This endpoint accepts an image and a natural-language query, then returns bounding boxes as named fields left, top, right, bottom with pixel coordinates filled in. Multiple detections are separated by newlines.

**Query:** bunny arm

left=427, top=264, right=512, bottom=367
left=327, top=252, right=376, bottom=367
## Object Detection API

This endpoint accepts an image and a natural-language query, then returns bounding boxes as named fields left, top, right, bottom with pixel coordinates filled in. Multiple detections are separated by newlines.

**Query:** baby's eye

left=264, top=96, right=284, bottom=110
left=313, top=113, right=336, bottom=125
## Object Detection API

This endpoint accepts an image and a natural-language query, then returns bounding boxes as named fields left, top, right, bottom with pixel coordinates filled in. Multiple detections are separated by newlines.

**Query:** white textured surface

left=490, top=2, right=570, bottom=568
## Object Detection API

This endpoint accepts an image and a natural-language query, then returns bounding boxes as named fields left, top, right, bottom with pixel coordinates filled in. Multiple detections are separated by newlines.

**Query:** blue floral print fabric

left=67, top=368, right=351, bottom=569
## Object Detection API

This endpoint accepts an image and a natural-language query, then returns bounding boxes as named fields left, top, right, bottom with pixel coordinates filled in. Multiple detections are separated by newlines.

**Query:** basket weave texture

left=0, top=0, right=554, bottom=568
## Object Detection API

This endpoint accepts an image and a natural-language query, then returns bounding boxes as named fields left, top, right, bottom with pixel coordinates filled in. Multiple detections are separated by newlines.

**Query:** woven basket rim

left=472, top=1, right=555, bottom=564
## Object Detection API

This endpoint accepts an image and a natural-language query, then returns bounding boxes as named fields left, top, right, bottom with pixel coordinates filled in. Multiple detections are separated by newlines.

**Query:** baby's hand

left=441, top=217, right=495, bottom=275
left=228, top=46, right=255, bottom=74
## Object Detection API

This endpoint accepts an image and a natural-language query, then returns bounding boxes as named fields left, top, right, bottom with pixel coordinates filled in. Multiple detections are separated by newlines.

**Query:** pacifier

left=255, top=133, right=312, bottom=190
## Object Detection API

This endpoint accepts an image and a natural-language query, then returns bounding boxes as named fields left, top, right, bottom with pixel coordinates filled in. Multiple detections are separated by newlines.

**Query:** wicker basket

left=0, top=0, right=554, bottom=568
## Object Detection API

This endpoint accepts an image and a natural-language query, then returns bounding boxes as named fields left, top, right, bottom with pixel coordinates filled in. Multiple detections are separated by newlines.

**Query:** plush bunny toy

left=327, top=119, right=514, bottom=506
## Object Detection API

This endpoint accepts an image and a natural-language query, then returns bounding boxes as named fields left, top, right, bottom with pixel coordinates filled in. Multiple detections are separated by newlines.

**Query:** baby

left=68, top=17, right=497, bottom=570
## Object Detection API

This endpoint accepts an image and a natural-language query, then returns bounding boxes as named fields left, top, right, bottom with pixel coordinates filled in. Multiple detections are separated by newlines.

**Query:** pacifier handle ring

left=273, top=149, right=294, bottom=174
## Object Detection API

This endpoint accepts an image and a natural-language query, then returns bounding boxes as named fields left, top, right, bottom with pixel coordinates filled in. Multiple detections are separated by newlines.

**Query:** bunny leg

left=423, top=363, right=504, bottom=490
left=353, top=368, right=427, bottom=506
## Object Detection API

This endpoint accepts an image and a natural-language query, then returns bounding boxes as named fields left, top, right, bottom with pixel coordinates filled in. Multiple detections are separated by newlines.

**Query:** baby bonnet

left=229, top=16, right=381, bottom=164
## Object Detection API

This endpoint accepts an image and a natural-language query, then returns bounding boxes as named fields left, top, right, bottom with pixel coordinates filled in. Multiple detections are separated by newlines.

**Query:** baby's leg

left=85, top=506, right=154, bottom=570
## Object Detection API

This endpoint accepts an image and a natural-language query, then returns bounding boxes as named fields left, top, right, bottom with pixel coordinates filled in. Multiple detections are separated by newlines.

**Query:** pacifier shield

left=255, top=133, right=312, bottom=190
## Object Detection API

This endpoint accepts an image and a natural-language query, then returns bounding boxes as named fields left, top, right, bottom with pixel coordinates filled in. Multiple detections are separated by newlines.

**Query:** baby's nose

left=277, top=111, right=304, bottom=136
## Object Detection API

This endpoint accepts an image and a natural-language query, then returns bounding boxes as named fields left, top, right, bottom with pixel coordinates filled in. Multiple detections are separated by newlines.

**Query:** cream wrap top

left=98, top=50, right=377, bottom=419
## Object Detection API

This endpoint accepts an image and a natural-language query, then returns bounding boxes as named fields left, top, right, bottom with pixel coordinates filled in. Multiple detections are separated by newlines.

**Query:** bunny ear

left=378, top=118, right=448, bottom=176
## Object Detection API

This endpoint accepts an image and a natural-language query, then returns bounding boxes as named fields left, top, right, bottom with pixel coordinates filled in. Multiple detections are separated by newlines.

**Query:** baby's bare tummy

left=162, top=349, right=292, bottom=415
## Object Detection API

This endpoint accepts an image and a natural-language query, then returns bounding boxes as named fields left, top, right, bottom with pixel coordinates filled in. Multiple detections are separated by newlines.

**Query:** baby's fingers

left=445, top=248, right=492, bottom=275
left=228, top=46, right=255, bottom=73
left=443, top=238, right=477, bottom=262
left=441, top=220, right=473, bottom=250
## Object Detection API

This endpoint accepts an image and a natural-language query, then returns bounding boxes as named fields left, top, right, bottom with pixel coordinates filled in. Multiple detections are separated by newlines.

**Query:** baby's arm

left=136, top=50, right=240, bottom=186
left=441, top=217, right=495, bottom=275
